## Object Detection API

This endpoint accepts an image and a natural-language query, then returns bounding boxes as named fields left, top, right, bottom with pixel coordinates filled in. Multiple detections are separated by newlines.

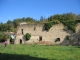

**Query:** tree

left=24, top=33, right=31, bottom=41
left=25, top=17, right=35, bottom=24
left=0, top=32, right=9, bottom=42
left=21, top=17, right=26, bottom=22
left=13, top=19, right=20, bottom=28
left=40, top=16, right=44, bottom=21
left=67, top=12, right=76, bottom=20
left=77, top=14, right=80, bottom=20
left=48, top=16, right=53, bottom=21
left=7, top=20, right=13, bottom=24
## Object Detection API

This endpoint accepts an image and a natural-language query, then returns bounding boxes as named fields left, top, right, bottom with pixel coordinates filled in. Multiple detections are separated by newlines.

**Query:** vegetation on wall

left=24, top=33, right=31, bottom=41
left=44, top=22, right=53, bottom=31
left=61, top=20, right=78, bottom=32
left=44, top=20, right=60, bottom=31
left=44, top=19, right=79, bottom=32
left=65, top=35, right=70, bottom=40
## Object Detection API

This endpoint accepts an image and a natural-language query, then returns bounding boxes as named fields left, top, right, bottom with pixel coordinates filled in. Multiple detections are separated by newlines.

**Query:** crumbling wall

left=15, top=23, right=80, bottom=45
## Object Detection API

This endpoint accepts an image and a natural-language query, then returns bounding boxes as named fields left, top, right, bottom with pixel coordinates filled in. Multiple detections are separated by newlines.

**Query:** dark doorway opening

left=55, top=38, right=60, bottom=42
left=20, top=39, right=22, bottom=44
left=10, top=38, right=14, bottom=44
left=21, top=29, right=24, bottom=34
left=39, top=36, right=42, bottom=41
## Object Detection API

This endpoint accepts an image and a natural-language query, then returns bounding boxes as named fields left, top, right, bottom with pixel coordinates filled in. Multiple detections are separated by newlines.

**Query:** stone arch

left=55, top=38, right=60, bottom=42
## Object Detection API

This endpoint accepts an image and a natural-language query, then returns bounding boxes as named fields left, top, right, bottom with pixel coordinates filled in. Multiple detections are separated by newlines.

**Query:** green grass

left=0, top=44, right=80, bottom=60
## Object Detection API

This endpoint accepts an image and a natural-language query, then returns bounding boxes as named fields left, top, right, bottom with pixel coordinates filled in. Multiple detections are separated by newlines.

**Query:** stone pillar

left=7, top=39, right=10, bottom=44
left=14, top=39, right=19, bottom=44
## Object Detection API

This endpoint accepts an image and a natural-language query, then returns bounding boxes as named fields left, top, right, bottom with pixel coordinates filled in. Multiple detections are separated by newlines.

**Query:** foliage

left=44, top=20, right=60, bottom=31
left=24, top=33, right=31, bottom=41
left=52, top=20, right=60, bottom=24
left=44, top=22, right=53, bottom=31
left=0, top=32, right=5, bottom=41
left=63, top=27, right=67, bottom=31
left=48, top=12, right=78, bottom=21
left=62, top=20, right=78, bottom=32
left=66, top=35, right=70, bottom=40
left=0, top=32, right=9, bottom=41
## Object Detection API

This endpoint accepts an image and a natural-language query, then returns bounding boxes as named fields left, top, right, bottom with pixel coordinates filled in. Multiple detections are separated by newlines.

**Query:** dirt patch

left=38, top=41, right=54, bottom=45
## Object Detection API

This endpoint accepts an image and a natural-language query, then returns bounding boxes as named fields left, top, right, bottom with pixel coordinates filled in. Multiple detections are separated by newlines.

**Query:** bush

left=66, top=35, right=70, bottom=40
left=0, top=32, right=9, bottom=42
left=62, top=20, right=78, bottom=33
left=53, top=20, right=60, bottom=24
left=44, top=22, right=53, bottom=31
left=24, top=33, right=31, bottom=41
left=44, top=20, right=60, bottom=31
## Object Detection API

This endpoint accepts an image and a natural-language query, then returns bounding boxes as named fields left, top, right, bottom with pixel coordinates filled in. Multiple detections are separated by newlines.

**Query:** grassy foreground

left=0, top=44, right=80, bottom=60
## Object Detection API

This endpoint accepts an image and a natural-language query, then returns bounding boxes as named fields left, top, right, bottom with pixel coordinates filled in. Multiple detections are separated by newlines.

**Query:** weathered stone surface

left=15, top=23, right=80, bottom=45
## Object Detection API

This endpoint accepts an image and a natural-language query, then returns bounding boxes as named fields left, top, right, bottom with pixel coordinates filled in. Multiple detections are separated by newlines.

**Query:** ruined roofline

left=17, top=23, right=44, bottom=27
left=17, top=22, right=80, bottom=29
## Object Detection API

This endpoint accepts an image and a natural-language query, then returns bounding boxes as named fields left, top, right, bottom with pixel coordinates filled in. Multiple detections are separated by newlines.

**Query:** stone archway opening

left=55, top=38, right=60, bottom=42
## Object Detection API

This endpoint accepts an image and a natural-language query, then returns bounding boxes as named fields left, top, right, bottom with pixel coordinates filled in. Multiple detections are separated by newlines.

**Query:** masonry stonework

left=15, top=23, right=80, bottom=45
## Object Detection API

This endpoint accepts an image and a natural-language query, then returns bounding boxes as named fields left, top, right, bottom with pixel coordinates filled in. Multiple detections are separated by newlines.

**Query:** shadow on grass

left=75, top=46, right=80, bottom=48
left=0, top=53, right=48, bottom=60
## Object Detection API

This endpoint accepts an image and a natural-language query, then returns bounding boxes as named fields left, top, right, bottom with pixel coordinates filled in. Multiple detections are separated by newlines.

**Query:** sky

left=0, top=0, right=80, bottom=23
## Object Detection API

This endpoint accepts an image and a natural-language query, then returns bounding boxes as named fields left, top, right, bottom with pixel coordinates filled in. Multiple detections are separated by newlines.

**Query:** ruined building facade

left=15, top=23, right=80, bottom=45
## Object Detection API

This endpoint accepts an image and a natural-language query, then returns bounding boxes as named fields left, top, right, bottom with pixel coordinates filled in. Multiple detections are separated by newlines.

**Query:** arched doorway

left=55, top=38, right=60, bottom=42
left=20, top=39, right=22, bottom=44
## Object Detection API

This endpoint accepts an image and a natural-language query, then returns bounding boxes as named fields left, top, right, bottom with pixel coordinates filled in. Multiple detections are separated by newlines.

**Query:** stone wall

left=15, top=23, right=80, bottom=45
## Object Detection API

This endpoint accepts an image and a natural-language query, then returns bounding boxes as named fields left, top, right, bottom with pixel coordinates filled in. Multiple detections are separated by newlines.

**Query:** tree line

left=0, top=12, right=80, bottom=32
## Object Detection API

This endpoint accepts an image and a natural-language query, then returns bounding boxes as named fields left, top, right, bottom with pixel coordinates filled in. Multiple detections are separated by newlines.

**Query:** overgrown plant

left=0, top=32, right=9, bottom=42
left=24, top=33, right=31, bottom=41
left=66, top=35, right=70, bottom=40
left=44, top=22, right=53, bottom=31
left=62, top=20, right=78, bottom=33
left=44, top=20, right=60, bottom=31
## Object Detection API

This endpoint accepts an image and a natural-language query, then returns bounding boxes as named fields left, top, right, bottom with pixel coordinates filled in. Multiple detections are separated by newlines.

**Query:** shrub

left=63, top=27, right=67, bottom=31
left=53, top=20, right=60, bottom=24
left=44, top=20, right=60, bottom=31
left=44, top=22, right=53, bottom=31
left=66, top=35, right=70, bottom=40
left=62, top=20, right=78, bottom=33
left=24, top=33, right=31, bottom=41
left=0, top=32, right=9, bottom=42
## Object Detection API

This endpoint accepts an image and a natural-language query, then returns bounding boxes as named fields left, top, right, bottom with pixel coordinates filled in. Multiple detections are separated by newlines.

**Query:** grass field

left=0, top=44, right=80, bottom=60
